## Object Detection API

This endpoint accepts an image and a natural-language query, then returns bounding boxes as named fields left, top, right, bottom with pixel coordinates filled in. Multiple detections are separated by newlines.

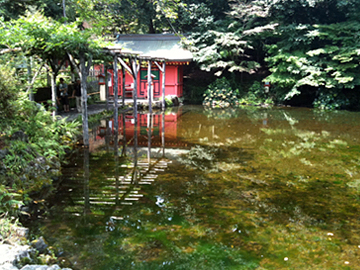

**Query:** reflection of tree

left=179, top=145, right=218, bottom=172
left=204, top=107, right=241, bottom=119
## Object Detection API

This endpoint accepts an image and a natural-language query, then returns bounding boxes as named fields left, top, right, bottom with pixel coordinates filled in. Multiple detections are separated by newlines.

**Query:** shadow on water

left=29, top=105, right=360, bottom=270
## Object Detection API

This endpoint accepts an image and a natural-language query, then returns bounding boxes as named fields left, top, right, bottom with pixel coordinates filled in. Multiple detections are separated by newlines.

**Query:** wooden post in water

left=147, top=60, right=152, bottom=114
left=162, top=61, right=166, bottom=110
left=154, top=60, right=166, bottom=110
left=80, top=55, right=90, bottom=147
left=113, top=54, right=119, bottom=139
left=105, top=65, right=109, bottom=111
left=122, top=65, right=125, bottom=107
left=131, top=57, right=139, bottom=117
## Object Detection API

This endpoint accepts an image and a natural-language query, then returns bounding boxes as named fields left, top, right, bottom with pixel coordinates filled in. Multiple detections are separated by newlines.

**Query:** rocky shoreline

left=0, top=228, right=72, bottom=270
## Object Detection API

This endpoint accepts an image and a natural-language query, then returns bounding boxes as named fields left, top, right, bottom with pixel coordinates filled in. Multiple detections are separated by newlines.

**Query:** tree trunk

left=80, top=55, right=89, bottom=147
left=50, top=71, right=57, bottom=119
left=62, top=0, right=66, bottom=18
left=149, top=19, right=155, bottom=34
left=27, top=57, right=33, bottom=101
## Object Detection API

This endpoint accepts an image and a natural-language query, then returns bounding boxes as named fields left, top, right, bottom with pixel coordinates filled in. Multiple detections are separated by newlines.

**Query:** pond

left=30, top=105, right=360, bottom=269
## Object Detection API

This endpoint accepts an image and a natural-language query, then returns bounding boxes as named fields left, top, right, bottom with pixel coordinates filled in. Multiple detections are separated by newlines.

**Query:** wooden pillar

left=147, top=60, right=152, bottom=114
left=122, top=65, right=125, bottom=107
left=162, top=61, right=166, bottom=110
left=105, top=65, right=109, bottom=111
left=132, top=58, right=139, bottom=117
left=80, top=55, right=89, bottom=147
left=154, top=60, right=166, bottom=110
left=113, top=54, right=119, bottom=137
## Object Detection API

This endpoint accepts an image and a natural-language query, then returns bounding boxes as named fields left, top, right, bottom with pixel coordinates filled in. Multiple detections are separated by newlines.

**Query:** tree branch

left=26, top=61, right=44, bottom=94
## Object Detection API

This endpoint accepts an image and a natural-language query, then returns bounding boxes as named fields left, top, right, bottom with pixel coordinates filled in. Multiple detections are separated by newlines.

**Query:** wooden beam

left=117, top=57, right=132, bottom=76
left=154, top=61, right=164, bottom=72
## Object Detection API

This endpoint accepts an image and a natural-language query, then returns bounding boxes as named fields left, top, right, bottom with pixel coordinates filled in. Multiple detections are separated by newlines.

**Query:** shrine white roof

left=115, top=34, right=193, bottom=62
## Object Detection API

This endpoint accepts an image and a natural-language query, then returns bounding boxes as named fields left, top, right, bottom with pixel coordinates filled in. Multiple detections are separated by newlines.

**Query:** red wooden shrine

left=95, top=34, right=192, bottom=99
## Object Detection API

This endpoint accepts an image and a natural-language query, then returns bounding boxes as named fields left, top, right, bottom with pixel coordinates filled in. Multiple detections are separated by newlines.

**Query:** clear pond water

left=31, top=105, right=360, bottom=269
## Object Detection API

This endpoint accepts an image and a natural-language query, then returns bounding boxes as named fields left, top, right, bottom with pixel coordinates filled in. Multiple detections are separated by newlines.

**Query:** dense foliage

left=183, top=0, right=360, bottom=109
left=0, top=63, right=80, bottom=208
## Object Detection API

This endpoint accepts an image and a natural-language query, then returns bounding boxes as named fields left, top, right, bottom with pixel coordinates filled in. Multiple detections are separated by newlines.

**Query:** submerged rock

left=30, top=237, right=48, bottom=254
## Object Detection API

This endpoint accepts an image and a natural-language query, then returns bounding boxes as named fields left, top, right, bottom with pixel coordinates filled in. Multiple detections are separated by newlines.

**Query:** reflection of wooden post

left=147, top=114, right=152, bottom=166
left=162, top=112, right=165, bottom=157
left=83, top=148, right=90, bottom=216
left=121, top=113, right=127, bottom=157
left=133, top=111, right=138, bottom=183
left=113, top=55, right=119, bottom=138
left=114, top=126, right=119, bottom=203
left=105, top=120, right=110, bottom=152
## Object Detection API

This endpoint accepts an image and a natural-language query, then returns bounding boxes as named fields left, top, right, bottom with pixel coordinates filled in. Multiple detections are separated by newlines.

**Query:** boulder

left=20, top=265, right=65, bottom=270
left=0, top=244, right=31, bottom=267
left=0, top=263, right=19, bottom=270
left=20, top=265, right=72, bottom=270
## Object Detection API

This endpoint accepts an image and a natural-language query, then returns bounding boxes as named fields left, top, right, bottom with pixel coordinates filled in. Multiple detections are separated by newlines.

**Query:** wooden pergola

left=102, top=47, right=168, bottom=150
left=103, top=46, right=168, bottom=115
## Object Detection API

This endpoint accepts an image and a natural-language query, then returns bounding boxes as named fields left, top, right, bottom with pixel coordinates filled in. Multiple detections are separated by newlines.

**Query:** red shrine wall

left=96, top=64, right=184, bottom=98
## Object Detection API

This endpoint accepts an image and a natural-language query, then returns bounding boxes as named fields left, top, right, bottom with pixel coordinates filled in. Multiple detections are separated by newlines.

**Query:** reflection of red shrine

left=116, top=113, right=180, bottom=147
left=89, top=108, right=189, bottom=152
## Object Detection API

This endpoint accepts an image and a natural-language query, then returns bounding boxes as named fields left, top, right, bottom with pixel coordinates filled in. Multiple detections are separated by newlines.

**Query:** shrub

left=0, top=65, right=80, bottom=205
left=313, top=89, right=350, bottom=110
left=239, top=81, right=274, bottom=105
left=203, top=77, right=239, bottom=108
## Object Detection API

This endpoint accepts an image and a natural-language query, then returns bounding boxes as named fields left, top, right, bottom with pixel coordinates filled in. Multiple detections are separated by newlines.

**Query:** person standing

left=72, top=78, right=82, bottom=112
left=58, top=78, right=69, bottom=112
